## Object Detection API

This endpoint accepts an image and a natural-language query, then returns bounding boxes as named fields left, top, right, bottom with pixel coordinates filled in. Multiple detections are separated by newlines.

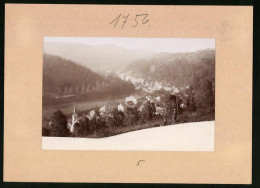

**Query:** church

left=68, top=102, right=80, bottom=132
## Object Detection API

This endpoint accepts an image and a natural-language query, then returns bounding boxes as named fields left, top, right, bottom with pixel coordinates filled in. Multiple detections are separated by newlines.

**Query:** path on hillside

left=42, top=121, right=214, bottom=151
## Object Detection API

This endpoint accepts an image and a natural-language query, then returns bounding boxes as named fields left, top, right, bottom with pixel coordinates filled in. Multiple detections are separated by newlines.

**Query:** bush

left=42, top=127, right=50, bottom=136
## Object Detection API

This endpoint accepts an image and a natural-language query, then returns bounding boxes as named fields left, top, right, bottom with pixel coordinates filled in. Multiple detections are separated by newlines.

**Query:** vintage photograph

left=42, top=37, right=215, bottom=151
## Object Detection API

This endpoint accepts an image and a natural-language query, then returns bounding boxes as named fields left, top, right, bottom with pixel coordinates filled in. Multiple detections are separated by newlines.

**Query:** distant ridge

left=44, top=42, right=154, bottom=72
left=123, top=49, right=215, bottom=88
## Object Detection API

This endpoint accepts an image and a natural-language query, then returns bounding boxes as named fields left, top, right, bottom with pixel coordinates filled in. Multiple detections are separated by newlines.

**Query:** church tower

left=72, top=102, right=78, bottom=128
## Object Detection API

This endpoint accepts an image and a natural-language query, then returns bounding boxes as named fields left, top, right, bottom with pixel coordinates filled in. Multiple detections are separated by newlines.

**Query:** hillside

left=44, top=42, right=154, bottom=72
left=123, top=49, right=215, bottom=88
left=43, top=54, right=135, bottom=106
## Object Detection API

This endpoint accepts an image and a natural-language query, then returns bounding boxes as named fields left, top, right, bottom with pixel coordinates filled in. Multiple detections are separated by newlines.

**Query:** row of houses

left=118, top=73, right=182, bottom=93
left=67, top=95, right=158, bottom=132
left=67, top=93, right=188, bottom=132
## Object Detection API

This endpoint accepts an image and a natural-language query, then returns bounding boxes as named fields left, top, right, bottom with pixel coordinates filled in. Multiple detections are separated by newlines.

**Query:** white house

left=180, top=103, right=187, bottom=109
left=99, top=106, right=106, bottom=114
left=118, top=103, right=125, bottom=112
left=125, top=95, right=137, bottom=105
left=145, top=96, right=153, bottom=102
left=138, top=104, right=145, bottom=112
left=173, top=88, right=180, bottom=93
left=88, top=110, right=96, bottom=120
left=155, top=96, right=161, bottom=101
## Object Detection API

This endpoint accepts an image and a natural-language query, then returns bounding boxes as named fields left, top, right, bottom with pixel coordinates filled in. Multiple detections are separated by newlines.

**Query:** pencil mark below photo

left=42, top=37, right=215, bottom=151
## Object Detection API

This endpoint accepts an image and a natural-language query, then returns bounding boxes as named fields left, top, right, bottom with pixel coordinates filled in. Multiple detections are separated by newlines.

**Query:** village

left=118, top=73, right=182, bottom=93
left=65, top=88, right=189, bottom=135
left=44, top=69, right=215, bottom=138
left=43, top=43, right=215, bottom=138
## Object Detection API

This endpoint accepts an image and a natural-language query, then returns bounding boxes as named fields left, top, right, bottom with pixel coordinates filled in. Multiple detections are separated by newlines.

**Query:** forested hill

left=43, top=54, right=135, bottom=105
left=123, top=49, right=215, bottom=88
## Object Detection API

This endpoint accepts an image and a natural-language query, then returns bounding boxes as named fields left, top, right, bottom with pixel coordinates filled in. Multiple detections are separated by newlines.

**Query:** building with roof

left=69, top=102, right=80, bottom=132
left=125, top=95, right=137, bottom=107
left=118, top=103, right=128, bottom=112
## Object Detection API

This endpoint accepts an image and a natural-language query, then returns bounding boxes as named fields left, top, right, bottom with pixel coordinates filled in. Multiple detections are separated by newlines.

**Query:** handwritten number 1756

left=110, top=14, right=150, bottom=29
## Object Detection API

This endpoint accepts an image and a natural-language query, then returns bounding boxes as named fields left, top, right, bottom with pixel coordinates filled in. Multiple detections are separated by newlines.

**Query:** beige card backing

left=4, top=4, right=252, bottom=183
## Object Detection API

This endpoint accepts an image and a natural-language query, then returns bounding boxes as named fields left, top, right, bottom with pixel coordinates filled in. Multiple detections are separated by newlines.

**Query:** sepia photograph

left=3, top=3, right=254, bottom=183
left=42, top=37, right=215, bottom=151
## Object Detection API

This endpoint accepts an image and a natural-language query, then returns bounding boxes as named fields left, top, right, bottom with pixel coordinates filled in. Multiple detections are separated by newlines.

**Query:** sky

left=44, top=37, right=215, bottom=53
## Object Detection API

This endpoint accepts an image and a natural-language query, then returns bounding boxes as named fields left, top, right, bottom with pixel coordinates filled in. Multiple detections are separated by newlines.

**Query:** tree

left=205, top=80, right=214, bottom=108
left=81, top=84, right=86, bottom=94
left=101, top=81, right=106, bottom=90
left=73, top=122, right=81, bottom=137
left=68, top=87, right=74, bottom=94
left=124, top=114, right=136, bottom=127
left=64, top=86, right=68, bottom=95
left=140, top=101, right=151, bottom=123
left=177, top=97, right=183, bottom=113
left=91, top=86, right=96, bottom=92
left=106, top=115, right=114, bottom=128
left=79, top=116, right=90, bottom=135
left=150, top=102, right=156, bottom=120
left=111, top=108, right=125, bottom=127
left=75, top=86, right=80, bottom=95
left=86, top=85, right=91, bottom=93
left=189, top=94, right=197, bottom=112
left=169, top=94, right=177, bottom=112
left=42, top=127, right=50, bottom=136
left=49, top=110, right=70, bottom=137
left=57, top=87, right=62, bottom=95
left=96, top=80, right=101, bottom=91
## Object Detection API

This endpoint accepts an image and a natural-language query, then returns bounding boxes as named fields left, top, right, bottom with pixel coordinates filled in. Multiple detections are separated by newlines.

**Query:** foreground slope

left=42, top=121, right=214, bottom=151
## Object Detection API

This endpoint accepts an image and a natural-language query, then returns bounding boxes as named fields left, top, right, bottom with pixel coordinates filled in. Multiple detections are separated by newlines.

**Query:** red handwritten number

left=110, top=14, right=121, bottom=28
left=132, top=14, right=149, bottom=27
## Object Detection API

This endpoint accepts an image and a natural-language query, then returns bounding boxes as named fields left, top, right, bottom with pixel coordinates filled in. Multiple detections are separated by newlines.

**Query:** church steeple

left=73, top=102, right=76, bottom=114
left=71, top=102, right=78, bottom=132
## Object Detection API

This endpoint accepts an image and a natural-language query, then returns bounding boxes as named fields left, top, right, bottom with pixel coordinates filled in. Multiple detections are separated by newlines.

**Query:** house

left=138, top=104, right=145, bottom=112
left=99, top=106, right=107, bottom=114
left=137, top=100, right=150, bottom=112
left=125, top=95, right=137, bottom=106
left=145, top=96, right=157, bottom=103
left=173, top=88, right=180, bottom=93
left=88, top=110, right=96, bottom=120
left=155, top=96, right=161, bottom=101
left=180, top=103, right=187, bottom=109
left=106, top=101, right=118, bottom=113
left=118, top=103, right=127, bottom=112
left=145, top=96, right=152, bottom=101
